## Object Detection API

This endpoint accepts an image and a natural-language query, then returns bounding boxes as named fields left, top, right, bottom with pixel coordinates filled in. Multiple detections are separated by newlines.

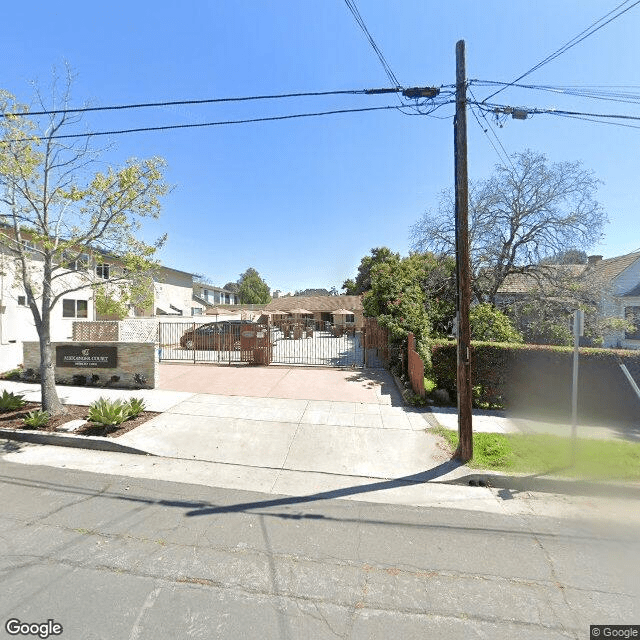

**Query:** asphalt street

left=0, top=453, right=638, bottom=640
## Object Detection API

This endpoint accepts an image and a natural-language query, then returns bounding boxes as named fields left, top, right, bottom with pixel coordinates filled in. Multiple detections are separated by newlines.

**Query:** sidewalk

left=0, top=378, right=485, bottom=508
left=2, top=376, right=638, bottom=517
left=429, top=405, right=640, bottom=442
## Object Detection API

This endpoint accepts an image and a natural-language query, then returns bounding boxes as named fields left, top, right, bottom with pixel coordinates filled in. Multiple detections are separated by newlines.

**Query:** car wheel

left=185, top=339, right=194, bottom=350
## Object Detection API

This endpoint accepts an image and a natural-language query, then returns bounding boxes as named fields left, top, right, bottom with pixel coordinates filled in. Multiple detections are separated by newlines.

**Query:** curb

left=0, top=428, right=153, bottom=456
left=445, top=471, right=640, bottom=499
left=391, top=371, right=411, bottom=406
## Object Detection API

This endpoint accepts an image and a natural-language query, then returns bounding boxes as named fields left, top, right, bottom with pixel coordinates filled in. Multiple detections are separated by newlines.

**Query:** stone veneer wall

left=23, top=342, right=157, bottom=389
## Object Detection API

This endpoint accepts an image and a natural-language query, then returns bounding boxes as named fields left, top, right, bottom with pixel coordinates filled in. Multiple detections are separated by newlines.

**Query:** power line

left=553, top=112, right=640, bottom=130
left=3, top=103, right=437, bottom=143
left=477, top=101, right=640, bottom=123
left=343, top=0, right=401, bottom=89
left=471, top=79, right=640, bottom=106
left=467, top=87, right=514, bottom=169
left=482, top=0, right=640, bottom=103
left=0, top=87, right=404, bottom=119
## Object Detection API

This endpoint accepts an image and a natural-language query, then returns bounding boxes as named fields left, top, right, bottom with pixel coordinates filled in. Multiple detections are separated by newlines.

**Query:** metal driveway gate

left=159, top=319, right=364, bottom=367
left=270, top=319, right=363, bottom=367
left=159, top=320, right=262, bottom=364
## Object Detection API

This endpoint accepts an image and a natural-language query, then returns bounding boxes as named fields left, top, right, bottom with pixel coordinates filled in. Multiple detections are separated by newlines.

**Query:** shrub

left=423, top=377, right=437, bottom=394
left=87, top=398, right=131, bottom=427
left=0, top=390, right=27, bottom=412
left=134, top=373, right=147, bottom=386
left=429, top=340, right=640, bottom=420
left=470, top=303, right=523, bottom=343
left=23, top=409, right=50, bottom=428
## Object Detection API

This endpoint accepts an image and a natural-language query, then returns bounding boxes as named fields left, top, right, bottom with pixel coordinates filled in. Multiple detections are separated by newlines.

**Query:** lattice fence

left=73, top=321, right=118, bottom=342
left=119, top=319, right=159, bottom=343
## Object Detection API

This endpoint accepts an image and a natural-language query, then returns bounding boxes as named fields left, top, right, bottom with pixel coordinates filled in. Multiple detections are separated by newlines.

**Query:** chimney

left=588, top=255, right=603, bottom=265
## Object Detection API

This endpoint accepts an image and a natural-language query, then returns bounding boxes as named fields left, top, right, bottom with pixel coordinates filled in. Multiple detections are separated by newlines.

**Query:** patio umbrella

left=331, top=308, right=354, bottom=316
left=205, top=306, right=233, bottom=320
left=287, top=308, right=312, bottom=316
left=258, top=309, right=288, bottom=316
left=255, top=309, right=287, bottom=322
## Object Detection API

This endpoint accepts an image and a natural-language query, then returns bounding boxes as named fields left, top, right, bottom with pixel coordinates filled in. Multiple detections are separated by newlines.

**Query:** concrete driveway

left=157, top=363, right=399, bottom=404
left=108, top=364, right=453, bottom=493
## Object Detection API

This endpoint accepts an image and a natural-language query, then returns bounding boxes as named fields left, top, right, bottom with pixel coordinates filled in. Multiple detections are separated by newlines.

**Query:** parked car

left=180, top=320, right=249, bottom=350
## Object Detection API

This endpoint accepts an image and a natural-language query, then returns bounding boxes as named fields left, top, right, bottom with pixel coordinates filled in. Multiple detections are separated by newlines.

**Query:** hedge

left=429, top=340, right=640, bottom=423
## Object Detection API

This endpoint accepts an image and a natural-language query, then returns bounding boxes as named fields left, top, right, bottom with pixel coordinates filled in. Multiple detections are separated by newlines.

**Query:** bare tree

left=0, top=74, right=168, bottom=414
left=410, top=149, right=607, bottom=304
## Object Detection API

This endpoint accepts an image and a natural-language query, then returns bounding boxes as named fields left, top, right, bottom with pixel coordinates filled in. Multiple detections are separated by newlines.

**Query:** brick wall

left=23, top=342, right=157, bottom=389
left=407, top=332, right=425, bottom=397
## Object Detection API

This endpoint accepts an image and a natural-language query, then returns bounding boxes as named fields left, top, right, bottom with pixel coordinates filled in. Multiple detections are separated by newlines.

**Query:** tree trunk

left=39, top=335, right=64, bottom=415
left=37, top=271, right=64, bottom=415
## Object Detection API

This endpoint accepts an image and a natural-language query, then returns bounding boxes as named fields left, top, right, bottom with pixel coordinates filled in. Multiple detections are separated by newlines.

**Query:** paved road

left=1, top=456, right=638, bottom=640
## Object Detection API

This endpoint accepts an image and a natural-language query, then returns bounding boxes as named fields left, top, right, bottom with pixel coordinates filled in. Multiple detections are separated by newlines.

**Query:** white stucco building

left=0, top=243, right=198, bottom=370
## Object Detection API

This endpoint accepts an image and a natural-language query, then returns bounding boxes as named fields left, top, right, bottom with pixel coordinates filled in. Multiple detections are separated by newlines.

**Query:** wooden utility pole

left=454, top=40, right=473, bottom=461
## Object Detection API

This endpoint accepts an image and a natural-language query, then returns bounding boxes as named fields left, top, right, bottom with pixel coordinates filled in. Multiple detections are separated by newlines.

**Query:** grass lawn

left=433, top=427, right=640, bottom=481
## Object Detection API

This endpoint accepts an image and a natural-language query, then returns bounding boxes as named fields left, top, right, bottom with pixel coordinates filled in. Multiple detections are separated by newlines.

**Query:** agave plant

left=126, top=398, right=146, bottom=418
left=23, top=409, right=50, bottom=428
left=0, top=390, right=26, bottom=412
left=87, top=398, right=131, bottom=427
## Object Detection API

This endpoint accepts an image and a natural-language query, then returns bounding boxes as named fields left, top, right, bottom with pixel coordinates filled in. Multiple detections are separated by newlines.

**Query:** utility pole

left=454, top=40, right=473, bottom=461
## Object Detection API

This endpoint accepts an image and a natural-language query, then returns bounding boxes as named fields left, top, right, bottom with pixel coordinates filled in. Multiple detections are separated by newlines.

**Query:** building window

left=346, top=314, right=355, bottom=323
left=192, top=307, right=203, bottom=316
left=63, top=252, right=89, bottom=271
left=62, top=299, right=88, bottom=318
left=96, top=263, right=110, bottom=279
left=18, top=296, right=27, bottom=306
left=625, top=306, right=640, bottom=340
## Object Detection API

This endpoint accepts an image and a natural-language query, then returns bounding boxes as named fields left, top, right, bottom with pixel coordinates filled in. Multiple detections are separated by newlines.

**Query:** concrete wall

left=23, top=341, right=157, bottom=389
left=0, top=343, right=23, bottom=372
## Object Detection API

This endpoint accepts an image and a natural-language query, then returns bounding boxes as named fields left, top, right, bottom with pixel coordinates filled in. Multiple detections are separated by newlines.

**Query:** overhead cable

left=476, top=101, right=640, bottom=123
left=468, top=87, right=515, bottom=169
left=0, top=87, right=405, bottom=119
left=3, top=103, right=456, bottom=143
left=482, top=0, right=640, bottom=103
left=343, top=0, right=401, bottom=89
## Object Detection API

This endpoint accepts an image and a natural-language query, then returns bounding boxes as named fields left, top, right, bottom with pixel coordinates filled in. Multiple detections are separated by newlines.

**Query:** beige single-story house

left=263, top=295, right=364, bottom=329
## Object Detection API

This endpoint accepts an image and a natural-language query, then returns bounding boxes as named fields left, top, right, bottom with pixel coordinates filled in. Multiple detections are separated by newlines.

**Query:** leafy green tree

left=223, top=282, right=240, bottom=294
left=0, top=79, right=168, bottom=414
left=363, top=254, right=430, bottom=344
left=237, top=268, right=271, bottom=304
left=412, top=253, right=456, bottom=338
left=342, top=247, right=400, bottom=295
left=470, top=303, right=522, bottom=343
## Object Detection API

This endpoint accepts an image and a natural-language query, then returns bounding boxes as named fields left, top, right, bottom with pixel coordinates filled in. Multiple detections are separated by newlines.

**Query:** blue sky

left=3, top=1, right=640, bottom=293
